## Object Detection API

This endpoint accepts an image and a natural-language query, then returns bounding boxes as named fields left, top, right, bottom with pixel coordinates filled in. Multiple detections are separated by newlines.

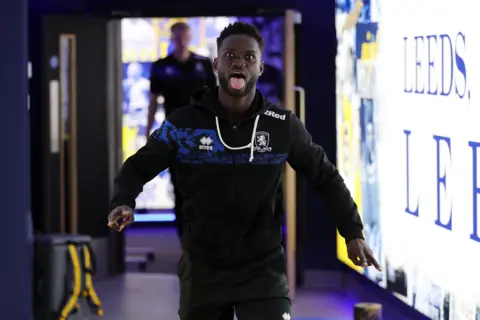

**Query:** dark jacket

left=110, top=87, right=363, bottom=267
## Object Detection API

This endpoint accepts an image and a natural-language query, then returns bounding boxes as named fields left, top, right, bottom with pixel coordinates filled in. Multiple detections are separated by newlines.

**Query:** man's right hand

left=108, top=205, right=134, bottom=232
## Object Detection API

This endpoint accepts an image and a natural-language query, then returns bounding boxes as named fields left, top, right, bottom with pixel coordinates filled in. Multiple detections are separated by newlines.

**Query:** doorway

left=32, top=11, right=302, bottom=298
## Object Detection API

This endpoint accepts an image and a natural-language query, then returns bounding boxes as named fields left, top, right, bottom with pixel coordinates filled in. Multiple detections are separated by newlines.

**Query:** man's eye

left=225, top=52, right=234, bottom=58
left=246, top=55, right=255, bottom=60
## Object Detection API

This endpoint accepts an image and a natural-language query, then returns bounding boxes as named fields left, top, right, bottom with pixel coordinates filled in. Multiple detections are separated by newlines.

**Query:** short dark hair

left=171, top=22, right=190, bottom=32
left=217, top=22, right=265, bottom=52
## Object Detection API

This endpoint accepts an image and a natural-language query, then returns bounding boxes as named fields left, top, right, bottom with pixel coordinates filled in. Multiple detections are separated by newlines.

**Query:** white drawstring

left=215, top=115, right=260, bottom=162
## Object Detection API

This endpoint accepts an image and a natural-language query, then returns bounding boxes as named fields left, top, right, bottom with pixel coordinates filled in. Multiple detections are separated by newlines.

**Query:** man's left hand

left=346, top=238, right=382, bottom=271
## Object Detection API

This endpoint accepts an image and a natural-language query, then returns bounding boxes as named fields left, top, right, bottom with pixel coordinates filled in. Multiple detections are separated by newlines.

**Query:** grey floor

left=116, top=227, right=354, bottom=319
left=95, top=273, right=354, bottom=320
left=125, top=227, right=181, bottom=274
left=90, top=226, right=425, bottom=320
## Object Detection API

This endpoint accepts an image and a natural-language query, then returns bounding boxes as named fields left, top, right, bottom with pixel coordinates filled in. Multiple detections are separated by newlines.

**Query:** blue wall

left=1, top=0, right=31, bottom=318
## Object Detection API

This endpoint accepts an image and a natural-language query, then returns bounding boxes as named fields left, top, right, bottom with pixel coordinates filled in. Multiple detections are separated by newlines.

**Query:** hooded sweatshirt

left=111, top=87, right=363, bottom=267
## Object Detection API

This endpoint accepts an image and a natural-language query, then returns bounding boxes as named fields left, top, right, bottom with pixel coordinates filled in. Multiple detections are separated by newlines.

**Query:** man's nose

left=231, top=57, right=247, bottom=67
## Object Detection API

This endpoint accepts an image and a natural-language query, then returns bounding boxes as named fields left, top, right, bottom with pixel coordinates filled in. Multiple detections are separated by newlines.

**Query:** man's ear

left=213, top=58, right=218, bottom=72
left=259, top=61, right=264, bottom=76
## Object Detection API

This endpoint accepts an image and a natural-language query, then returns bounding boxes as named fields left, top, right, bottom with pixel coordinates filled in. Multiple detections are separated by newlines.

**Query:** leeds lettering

left=403, top=130, right=479, bottom=243
left=469, top=141, right=480, bottom=242
left=404, top=130, right=419, bottom=217
left=403, top=33, right=468, bottom=99
left=433, top=135, right=453, bottom=231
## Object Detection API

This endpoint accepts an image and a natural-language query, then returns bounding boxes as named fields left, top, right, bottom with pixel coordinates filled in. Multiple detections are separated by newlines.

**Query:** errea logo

left=264, top=110, right=286, bottom=120
left=199, top=136, right=213, bottom=151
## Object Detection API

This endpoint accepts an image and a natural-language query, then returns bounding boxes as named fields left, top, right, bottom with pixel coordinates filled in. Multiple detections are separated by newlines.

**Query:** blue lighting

left=134, top=213, right=176, bottom=222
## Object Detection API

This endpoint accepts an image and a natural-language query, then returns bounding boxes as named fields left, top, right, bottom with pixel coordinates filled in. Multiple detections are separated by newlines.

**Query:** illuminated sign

left=336, top=0, right=480, bottom=318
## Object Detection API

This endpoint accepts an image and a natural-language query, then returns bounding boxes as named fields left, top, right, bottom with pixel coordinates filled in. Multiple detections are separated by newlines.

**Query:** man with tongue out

left=229, top=75, right=245, bottom=90
left=215, top=37, right=259, bottom=120
left=108, top=22, right=380, bottom=320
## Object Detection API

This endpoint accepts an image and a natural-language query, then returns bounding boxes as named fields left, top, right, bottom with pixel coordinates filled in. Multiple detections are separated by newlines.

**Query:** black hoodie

left=111, top=87, right=363, bottom=267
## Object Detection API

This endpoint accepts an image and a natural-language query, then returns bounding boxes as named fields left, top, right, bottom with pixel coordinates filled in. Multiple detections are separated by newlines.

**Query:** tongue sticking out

left=229, top=77, right=245, bottom=90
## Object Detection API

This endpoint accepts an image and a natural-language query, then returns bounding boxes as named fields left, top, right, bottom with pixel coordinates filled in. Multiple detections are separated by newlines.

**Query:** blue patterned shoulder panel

left=151, top=120, right=224, bottom=154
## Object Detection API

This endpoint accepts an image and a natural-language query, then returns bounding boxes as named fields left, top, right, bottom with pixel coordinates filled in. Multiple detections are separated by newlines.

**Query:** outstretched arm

left=110, top=119, right=178, bottom=210
left=286, top=114, right=364, bottom=240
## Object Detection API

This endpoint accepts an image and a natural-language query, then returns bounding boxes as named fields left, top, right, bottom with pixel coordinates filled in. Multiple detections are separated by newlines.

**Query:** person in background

left=146, top=22, right=217, bottom=236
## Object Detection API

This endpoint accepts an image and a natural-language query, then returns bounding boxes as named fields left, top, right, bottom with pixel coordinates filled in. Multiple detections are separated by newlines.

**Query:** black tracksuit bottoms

left=177, top=246, right=291, bottom=320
